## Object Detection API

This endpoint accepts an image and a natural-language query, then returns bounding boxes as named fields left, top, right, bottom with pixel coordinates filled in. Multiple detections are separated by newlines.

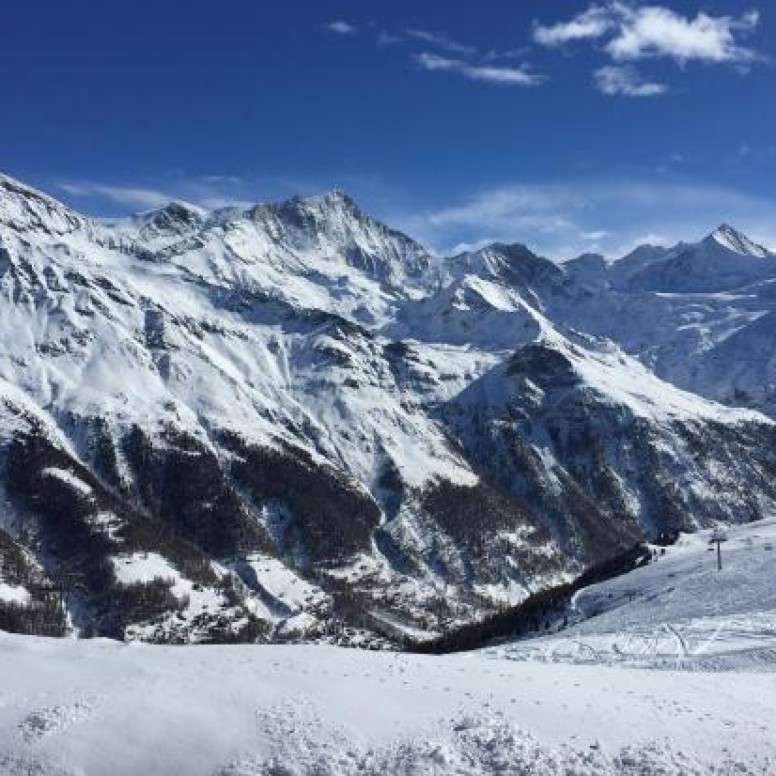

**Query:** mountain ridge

left=2, top=171, right=776, bottom=646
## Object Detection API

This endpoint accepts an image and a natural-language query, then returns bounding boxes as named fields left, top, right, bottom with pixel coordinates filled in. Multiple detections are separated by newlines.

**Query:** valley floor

left=2, top=518, right=776, bottom=775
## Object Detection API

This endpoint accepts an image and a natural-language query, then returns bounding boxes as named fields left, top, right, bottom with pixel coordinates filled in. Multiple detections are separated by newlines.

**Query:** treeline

left=406, top=542, right=652, bottom=655
left=0, top=597, right=68, bottom=637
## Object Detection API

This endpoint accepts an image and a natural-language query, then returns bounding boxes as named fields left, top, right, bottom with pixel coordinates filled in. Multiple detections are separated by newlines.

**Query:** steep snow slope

left=441, top=318, right=776, bottom=562
left=712, top=223, right=771, bottom=258
left=668, top=307, right=776, bottom=416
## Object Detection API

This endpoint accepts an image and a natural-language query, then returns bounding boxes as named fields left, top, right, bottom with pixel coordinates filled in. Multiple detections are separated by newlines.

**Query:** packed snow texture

left=1, top=634, right=774, bottom=775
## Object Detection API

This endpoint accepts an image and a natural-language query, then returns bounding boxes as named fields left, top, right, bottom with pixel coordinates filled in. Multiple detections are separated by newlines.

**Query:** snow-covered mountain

left=551, top=224, right=776, bottom=415
left=2, top=172, right=776, bottom=645
left=614, top=224, right=775, bottom=293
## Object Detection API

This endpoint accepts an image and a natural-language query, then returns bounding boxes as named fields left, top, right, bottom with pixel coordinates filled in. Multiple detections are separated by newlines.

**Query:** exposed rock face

left=2, top=172, right=776, bottom=645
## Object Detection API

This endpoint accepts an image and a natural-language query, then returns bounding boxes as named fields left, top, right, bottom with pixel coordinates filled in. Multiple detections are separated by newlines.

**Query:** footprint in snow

left=17, top=700, right=95, bottom=744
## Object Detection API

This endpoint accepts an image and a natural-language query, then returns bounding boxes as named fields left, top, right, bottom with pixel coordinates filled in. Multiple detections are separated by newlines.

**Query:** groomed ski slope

left=490, top=517, right=776, bottom=672
left=1, top=518, right=775, bottom=775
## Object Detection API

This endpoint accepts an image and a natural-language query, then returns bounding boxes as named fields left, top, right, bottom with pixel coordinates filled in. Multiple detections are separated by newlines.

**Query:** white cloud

left=415, top=52, right=544, bottom=87
left=594, top=65, right=668, bottom=97
left=533, top=5, right=614, bottom=47
left=326, top=20, right=357, bottom=36
left=449, top=237, right=499, bottom=255
left=535, top=3, right=762, bottom=65
left=405, top=29, right=476, bottom=56
left=465, top=63, right=545, bottom=86
left=606, top=6, right=760, bottom=64
left=414, top=52, right=459, bottom=73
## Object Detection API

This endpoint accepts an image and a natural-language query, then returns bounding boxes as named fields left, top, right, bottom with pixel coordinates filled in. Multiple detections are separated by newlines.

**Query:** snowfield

left=1, top=635, right=775, bottom=775
left=2, top=519, right=775, bottom=775
left=489, top=518, right=776, bottom=672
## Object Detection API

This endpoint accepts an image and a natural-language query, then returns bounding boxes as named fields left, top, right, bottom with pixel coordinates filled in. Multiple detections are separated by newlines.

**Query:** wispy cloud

left=377, top=31, right=404, bottom=46
left=405, top=29, right=476, bottom=57
left=535, top=3, right=762, bottom=66
left=329, top=21, right=541, bottom=89
left=58, top=176, right=257, bottom=213
left=594, top=65, right=668, bottom=97
left=328, top=8, right=765, bottom=98
left=397, top=179, right=776, bottom=260
left=326, top=20, right=357, bottom=36
left=59, top=182, right=175, bottom=210
left=199, top=174, right=243, bottom=185
left=415, top=52, right=544, bottom=87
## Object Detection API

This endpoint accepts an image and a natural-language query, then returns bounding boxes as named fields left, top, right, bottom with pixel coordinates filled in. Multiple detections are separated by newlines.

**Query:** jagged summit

left=302, top=187, right=359, bottom=209
left=447, top=241, right=563, bottom=293
left=708, top=223, right=771, bottom=258
left=135, top=201, right=208, bottom=232
left=248, top=188, right=363, bottom=220
left=565, top=252, right=606, bottom=265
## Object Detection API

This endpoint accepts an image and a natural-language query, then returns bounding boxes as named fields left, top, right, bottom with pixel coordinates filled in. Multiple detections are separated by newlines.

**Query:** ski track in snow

left=489, top=518, right=776, bottom=673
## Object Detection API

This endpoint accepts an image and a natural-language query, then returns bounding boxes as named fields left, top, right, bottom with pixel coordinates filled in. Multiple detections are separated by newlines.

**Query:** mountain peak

left=299, top=188, right=361, bottom=215
left=141, top=200, right=207, bottom=222
left=248, top=189, right=361, bottom=223
left=709, top=223, right=770, bottom=258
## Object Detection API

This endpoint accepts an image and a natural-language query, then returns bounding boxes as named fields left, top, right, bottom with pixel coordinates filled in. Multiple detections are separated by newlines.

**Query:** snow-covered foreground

left=1, top=518, right=775, bottom=775
left=0, top=639, right=773, bottom=774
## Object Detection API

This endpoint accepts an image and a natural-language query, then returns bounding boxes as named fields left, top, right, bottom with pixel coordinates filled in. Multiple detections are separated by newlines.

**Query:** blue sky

left=2, top=0, right=775, bottom=259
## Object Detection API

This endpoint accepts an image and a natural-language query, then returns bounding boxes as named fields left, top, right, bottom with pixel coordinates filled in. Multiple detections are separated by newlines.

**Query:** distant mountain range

left=2, top=172, right=776, bottom=645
